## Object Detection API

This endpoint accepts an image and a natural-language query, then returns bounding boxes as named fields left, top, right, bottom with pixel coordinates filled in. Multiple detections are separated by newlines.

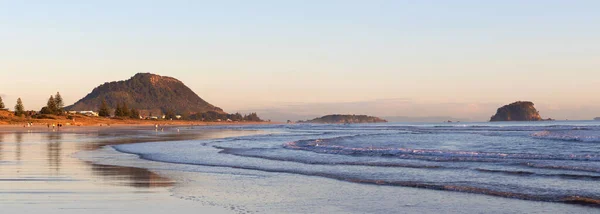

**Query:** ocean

left=86, top=121, right=600, bottom=213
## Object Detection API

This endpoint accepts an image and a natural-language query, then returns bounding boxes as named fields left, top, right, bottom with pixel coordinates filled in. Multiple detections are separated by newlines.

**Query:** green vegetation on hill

left=300, top=114, right=387, bottom=124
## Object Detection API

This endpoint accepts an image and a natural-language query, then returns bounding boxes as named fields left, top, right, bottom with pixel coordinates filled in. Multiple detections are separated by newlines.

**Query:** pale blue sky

left=1, top=1, right=599, bottom=120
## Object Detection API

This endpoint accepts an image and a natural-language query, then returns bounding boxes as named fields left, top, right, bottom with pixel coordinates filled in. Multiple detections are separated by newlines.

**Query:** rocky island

left=595, top=117, right=600, bottom=121
left=300, top=114, right=387, bottom=124
left=490, top=101, right=543, bottom=122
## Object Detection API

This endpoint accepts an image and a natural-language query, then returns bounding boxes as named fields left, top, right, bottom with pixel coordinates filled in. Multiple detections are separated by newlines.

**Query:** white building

left=77, top=111, right=99, bottom=117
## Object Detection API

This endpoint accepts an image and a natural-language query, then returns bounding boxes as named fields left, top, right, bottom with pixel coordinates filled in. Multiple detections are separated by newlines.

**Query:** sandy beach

left=1, top=124, right=598, bottom=214
left=0, top=125, right=264, bottom=214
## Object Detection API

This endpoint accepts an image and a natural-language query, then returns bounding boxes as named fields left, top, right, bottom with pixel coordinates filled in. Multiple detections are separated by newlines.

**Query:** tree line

left=98, top=99, right=140, bottom=119
left=188, top=111, right=262, bottom=122
left=0, top=93, right=62, bottom=117
left=40, top=92, right=64, bottom=115
left=1, top=94, right=263, bottom=122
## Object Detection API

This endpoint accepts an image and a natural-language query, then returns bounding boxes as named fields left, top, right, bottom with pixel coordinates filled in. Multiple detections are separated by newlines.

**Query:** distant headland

left=0, top=73, right=267, bottom=125
left=298, top=114, right=387, bottom=124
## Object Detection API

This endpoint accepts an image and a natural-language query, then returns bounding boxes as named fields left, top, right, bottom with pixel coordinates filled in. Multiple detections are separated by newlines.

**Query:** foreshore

left=0, top=125, right=262, bottom=214
left=0, top=121, right=276, bottom=132
left=1, top=124, right=598, bottom=213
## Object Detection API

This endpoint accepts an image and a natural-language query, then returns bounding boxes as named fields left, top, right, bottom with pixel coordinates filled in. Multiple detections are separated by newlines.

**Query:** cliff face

left=303, top=114, right=387, bottom=124
left=66, top=73, right=224, bottom=115
left=490, top=101, right=542, bottom=122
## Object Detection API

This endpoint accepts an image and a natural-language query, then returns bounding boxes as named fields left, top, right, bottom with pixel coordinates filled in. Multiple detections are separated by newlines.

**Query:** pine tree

left=55, top=92, right=64, bottom=112
left=14, top=98, right=25, bottom=116
left=114, top=103, right=123, bottom=117
left=0, top=96, right=5, bottom=109
left=121, top=102, right=130, bottom=117
left=130, top=108, right=140, bottom=119
left=46, top=95, right=58, bottom=114
left=98, top=99, right=110, bottom=117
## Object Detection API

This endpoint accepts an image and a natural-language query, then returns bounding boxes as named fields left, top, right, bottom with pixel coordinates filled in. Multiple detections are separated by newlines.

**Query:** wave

left=285, top=139, right=600, bottom=162
left=216, top=146, right=445, bottom=169
left=531, top=130, right=600, bottom=143
left=475, top=168, right=600, bottom=180
left=519, top=162, right=600, bottom=173
left=112, top=144, right=600, bottom=207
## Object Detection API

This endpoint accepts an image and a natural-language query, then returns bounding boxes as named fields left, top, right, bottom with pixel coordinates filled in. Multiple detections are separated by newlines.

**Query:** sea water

left=109, top=121, right=600, bottom=211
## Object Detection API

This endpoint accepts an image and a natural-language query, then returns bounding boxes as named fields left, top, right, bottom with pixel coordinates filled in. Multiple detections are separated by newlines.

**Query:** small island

left=299, top=114, right=387, bottom=124
left=595, top=117, right=600, bottom=121
left=490, top=101, right=544, bottom=122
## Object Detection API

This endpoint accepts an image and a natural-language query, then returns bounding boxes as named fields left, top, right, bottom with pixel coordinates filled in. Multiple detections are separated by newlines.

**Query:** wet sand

left=2, top=125, right=598, bottom=214
left=0, top=126, right=258, bottom=214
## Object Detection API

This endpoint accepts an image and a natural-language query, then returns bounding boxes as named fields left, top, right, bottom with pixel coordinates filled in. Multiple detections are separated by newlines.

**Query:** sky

left=1, top=0, right=599, bottom=121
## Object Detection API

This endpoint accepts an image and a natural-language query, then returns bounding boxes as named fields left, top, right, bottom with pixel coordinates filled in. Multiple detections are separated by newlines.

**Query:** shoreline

left=84, top=129, right=599, bottom=213
left=3, top=124, right=599, bottom=213
left=0, top=121, right=277, bottom=133
left=0, top=126, right=263, bottom=213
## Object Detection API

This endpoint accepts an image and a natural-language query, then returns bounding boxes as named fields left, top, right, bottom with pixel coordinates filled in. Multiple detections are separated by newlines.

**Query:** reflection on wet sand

left=78, top=128, right=262, bottom=188
left=89, top=163, right=174, bottom=188
left=0, top=133, right=3, bottom=160
left=46, top=132, right=61, bottom=172
left=0, top=127, right=260, bottom=213
left=0, top=130, right=174, bottom=191
left=15, top=132, right=21, bottom=161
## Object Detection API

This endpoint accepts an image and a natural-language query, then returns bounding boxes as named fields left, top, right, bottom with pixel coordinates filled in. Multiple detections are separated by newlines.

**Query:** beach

left=0, top=125, right=265, bottom=214
left=2, top=123, right=599, bottom=213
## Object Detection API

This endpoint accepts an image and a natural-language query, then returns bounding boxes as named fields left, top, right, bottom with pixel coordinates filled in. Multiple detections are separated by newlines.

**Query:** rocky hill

left=490, top=101, right=542, bottom=122
left=301, top=114, right=387, bottom=124
left=66, top=73, right=223, bottom=115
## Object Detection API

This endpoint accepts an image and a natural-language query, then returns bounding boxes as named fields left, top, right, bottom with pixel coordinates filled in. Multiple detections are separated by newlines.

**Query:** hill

left=301, top=114, right=387, bottom=124
left=66, top=73, right=223, bottom=115
left=490, top=101, right=543, bottom=122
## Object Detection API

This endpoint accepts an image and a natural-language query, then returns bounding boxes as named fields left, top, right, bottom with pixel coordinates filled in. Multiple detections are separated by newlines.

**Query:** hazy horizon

left=2, top=1, right=599, bottom=121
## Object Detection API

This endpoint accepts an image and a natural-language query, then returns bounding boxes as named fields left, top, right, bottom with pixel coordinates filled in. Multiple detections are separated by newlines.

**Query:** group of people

left=46, top=123, right=63, bottom=130
left=155, top=124, right=164, bottom=132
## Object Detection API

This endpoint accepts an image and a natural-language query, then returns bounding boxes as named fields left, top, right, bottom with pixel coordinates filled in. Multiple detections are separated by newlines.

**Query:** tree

left=45, top=95, right=58, bottom=114
left=98, top=99, right=110, bottom=117
left=243, top=112, right=262, bottom=121
left=14, top=98, right=25, bottom=116
left=114, top=103, right=123, bottom=117
left=164, top=109, right=176, bottom=120
left=0, top=96, right=5, bottom=109
left=121, top=102, right=130, bottom=117
left=130, top=108, right=140, bottom=119
left=55, top=92, right=64, bottom=112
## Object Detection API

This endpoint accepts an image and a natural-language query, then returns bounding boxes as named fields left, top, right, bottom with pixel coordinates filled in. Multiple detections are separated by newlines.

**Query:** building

left=73, top=111, right=99, bottom=117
